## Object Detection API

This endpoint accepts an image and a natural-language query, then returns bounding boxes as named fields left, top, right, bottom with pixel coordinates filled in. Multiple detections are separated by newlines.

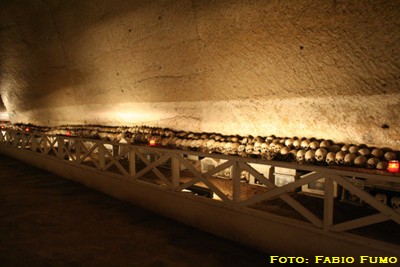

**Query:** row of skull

left=10, top=124, right=399, bottom=170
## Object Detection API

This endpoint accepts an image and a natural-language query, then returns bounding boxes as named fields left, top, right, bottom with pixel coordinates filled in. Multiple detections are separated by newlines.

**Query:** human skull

left=344, top=153, right=357, bottom=166
left=284, top=138, right=294, bottom=147
left=253, top=141, right=262, bottom=154
left=309, top=141, right=320, bottom=150
left=212, top=141, right=220, bottom=152
left=329, top=144, right=341, bottom=153
left=366, top=157, right=380, bottom=169
left=305, top=150, right=316, bottom=163
left=319, top=140, right=331, bottom=148
left=326, top=152, right=336, bottom=165
left=273, top=143, right=284, bottom=153
left=224, top=142, right=233, bottom=154
left=231, top=142, right=240, bottom=154
left=335, top=151, right=347, bottom=165
left=289, top=149, right=298, bottom=158
left=341, top=145, right=350, bottom=152
left=301, top=139, right=310, bottom=149
left=358, top=148, right=371, bottom=157
left=175, top=138, right=182, bottom=147
left=260, top=142, right=269, bottom=154
left=391, top=196, right=400, bottom=213
left=315, top=148, right=328, bottom=162
left=371, top=148, right=384, bottom=159
left=280, top=146, right=291, bottom=156
left=349, top=145, right=359, bottom=154
left=293, top=139, right=301, bottom=149
left=384, top=151, right=397, bottom=161
left=218, top=141, right=227, bottom=153
left=354, top=155, right=367, bottom=167
left=245, top=144, right=254, bottom=154
left=376, top=161, right=388, bottom=170
left=196, top=139, right=205, bottom=149
left=237, top=144, right=246, bottom=153
left=206, top=139, right=216, bottom=150
left=375, top=193, right=387, bottom=205
left=296, top=150, right=306, bottom=163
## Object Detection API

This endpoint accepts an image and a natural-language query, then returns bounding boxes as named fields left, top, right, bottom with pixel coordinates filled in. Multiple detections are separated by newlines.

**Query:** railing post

left=323, top=176, right=335, bottom=232
left=129, top=148, right=136, bottom=176
left=232, top=161, right=241, bottom=202
left=171, top=155, right=180, bottom=190
left=98, top=143, right=106, bottom=171
left=75, top=139, right=81, bottom=163
left=57, top=137, right=63, bottom=159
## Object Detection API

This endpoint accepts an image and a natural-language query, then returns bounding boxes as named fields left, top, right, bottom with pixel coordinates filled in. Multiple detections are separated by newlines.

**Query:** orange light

left=25, top=127, right=30, bottom=132
left=388, top=160, right=399, bottom=173
left=66, top=131, right=71, bottom=137
left=149, top=140, right=156, bottom=146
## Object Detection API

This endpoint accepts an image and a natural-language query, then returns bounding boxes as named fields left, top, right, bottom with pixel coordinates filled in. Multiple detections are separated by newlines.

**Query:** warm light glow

left=66, top=131, right=71, bottom=136
left=25, top=127, right=30, bottom=132
left=149, top=140, right=156, bottom=146
left=388, top=160, right=399, bottom=173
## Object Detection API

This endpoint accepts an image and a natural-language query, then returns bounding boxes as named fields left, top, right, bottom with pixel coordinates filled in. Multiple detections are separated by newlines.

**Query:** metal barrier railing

left=1, top=129, right=399, bottom=243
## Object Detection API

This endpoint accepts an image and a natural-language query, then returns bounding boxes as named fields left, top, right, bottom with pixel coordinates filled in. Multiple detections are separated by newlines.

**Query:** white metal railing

left=1, top=129, right=399, bottom=244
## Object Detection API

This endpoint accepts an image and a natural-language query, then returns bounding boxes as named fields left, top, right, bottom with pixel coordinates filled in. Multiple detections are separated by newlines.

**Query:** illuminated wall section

left=0, top=0, right=399, bottom=149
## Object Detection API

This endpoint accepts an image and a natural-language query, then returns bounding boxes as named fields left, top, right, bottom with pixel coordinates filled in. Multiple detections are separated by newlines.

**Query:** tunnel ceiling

left=0, top=0, right=399, bottom=149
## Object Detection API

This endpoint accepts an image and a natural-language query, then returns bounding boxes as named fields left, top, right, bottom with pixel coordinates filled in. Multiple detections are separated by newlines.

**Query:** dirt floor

left=0, top=154, right=272, bottom=267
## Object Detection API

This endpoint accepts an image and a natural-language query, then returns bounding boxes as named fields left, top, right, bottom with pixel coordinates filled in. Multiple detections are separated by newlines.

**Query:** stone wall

left=0, top=0, right=399, bottom=148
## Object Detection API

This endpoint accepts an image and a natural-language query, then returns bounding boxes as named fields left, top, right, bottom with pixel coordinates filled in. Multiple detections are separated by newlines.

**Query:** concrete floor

left=0, top=154, right=270, bottom=267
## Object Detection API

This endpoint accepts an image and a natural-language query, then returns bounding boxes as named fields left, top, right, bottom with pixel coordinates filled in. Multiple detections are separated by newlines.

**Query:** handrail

left=1, top=129, right=399, bottom=244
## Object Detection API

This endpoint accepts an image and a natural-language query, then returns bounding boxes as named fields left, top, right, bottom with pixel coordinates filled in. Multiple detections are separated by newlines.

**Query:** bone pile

left=10, top=124, right=399, bottom=171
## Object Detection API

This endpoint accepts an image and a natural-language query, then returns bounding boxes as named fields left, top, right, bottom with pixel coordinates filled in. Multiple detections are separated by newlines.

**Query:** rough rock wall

left=0, top=0, right=399, bottom=148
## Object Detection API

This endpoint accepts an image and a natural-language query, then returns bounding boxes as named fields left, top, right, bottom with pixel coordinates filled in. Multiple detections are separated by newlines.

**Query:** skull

left=238, top=144, right=246, bottom=152
left=354, top=155, right=367, bottom=167
left=161, top=137, right=171, bottom=146
left=253, top=141, right=262, bottom=154
left=218, top=141, right=227, bottom=153
left=366, top=157, right=380, bottom=169
left=280, top=146, right=291, bottom=156
left=305, top=150, right=316, bottom=163
left=190, top=139, right=197, bottom=149
left=309, top=141, right=320, bottom=150
left=245, top=144, right=254, bottom=154
left=206, top=139, right=216, bottom=150
left=341, top=145, right=350, bottom=152
left=344, top=153, right=357, bottom=166
left=293, top=139, right=301, bottom=149
left=349, top=145, right=359, bottom=154
left=376, top=161, right=388, bottom=170
left=391, top=196, right=400, bottom=213
left=212, top=141, right=220, bottom=152
left=296, top=149, right=306, bottom=163
left=273, top=143, right=284, bottom=153
left=284, top=138, right=294, bottom=147
left=315, top=148, right=328, bottom=162
left=329, top=144, right=341, bottom=153
left=289, top=149, right=298, bottom=158
left=195, top=139, right=205, bottom=149
left=260, top=142, right=269, bottom=154
left=371, top=148, right=384, bottom=159
left=375, top=193, right=387, bottom=205
left=175, top=138, right=182, bottom=147
left=358, top=148, right=371, bottom=157
left=326, top=152, right=336, bottom=165
left=224, top=142, right=233, bottom=154
left=384, top=151, right=397, bottom=161
left=231, top=142, right=240, bottom=154
left=300, top=139, right=310, bottom=149
left=319, top=140, right=331, bottom=148
left=335, top=151, right=347, bottom=165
